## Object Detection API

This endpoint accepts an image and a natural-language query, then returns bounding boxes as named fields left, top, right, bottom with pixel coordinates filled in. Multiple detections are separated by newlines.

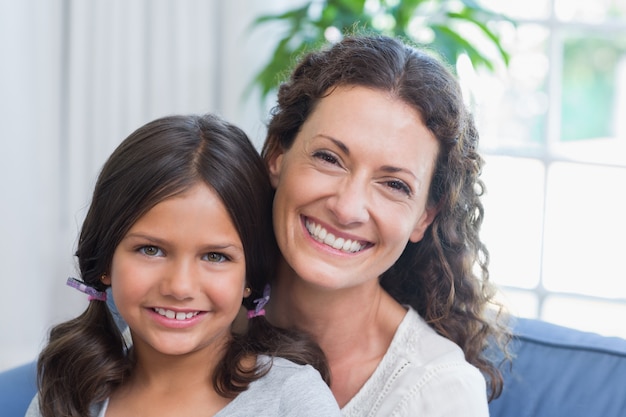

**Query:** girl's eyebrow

left=124, top=232, right=243, bottom=251
left=123, top=232, right=165, bottom=245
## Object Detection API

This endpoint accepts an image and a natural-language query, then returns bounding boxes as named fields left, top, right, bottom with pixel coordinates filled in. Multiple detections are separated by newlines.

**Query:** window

left=473, top=0, right=626, bottom=337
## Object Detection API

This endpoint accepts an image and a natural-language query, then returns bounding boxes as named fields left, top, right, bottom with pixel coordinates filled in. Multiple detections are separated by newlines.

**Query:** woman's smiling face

left=268, top=85, right=440, bottom=290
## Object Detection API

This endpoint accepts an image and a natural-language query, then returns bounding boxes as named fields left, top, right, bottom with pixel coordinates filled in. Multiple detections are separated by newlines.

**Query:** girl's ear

left=243, top=286, right=252, bottom=299
left=101, top=273, right=111, bottom=285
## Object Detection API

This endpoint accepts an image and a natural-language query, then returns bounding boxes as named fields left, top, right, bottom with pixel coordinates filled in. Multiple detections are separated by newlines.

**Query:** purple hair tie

left=247, top=284, right=270, bottom=319
left=67, top=277, right=107, bottom=301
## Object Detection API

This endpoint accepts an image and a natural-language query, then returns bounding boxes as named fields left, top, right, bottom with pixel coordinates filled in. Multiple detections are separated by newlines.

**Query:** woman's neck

left=267, top=258, right=407, bottom=407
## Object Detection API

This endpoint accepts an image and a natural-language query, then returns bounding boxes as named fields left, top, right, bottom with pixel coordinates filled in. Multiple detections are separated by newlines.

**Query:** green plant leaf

left=447, top=10, right=511, bottom=65
left=336, top=0, right=367, bottom=15
left=247, top=0, right=514, bottom=102
left=432, top=24, right=495, bottom=70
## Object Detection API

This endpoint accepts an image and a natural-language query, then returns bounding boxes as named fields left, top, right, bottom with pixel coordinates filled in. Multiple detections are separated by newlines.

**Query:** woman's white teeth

left=154, top=308, right=199, bottom=320
left=305, top=219, right=366, bottom=253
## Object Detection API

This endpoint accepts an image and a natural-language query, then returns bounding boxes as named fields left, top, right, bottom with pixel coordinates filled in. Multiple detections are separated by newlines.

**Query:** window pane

left=559, top=32, right=626, bottom=162
left=496, top=288, right=539, bottom=319
left=543, top=295, right=626, bottom=338
left=555, top=0, right=626, bottom=22
left=481, top=156, right=544, bottom=289
left=479, top=0, right=551, bottom=20
left=543, top=163, right=626, bottom=298
left=473, top=24, right=550, bottom=151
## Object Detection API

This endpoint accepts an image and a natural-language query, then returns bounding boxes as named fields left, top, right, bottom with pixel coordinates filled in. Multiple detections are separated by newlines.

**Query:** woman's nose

left=326, top=177, right=370, bottom=225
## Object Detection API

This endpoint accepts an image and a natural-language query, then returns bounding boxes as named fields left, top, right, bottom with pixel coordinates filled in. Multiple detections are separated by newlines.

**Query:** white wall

left=0, top=0, right=292, bottom=371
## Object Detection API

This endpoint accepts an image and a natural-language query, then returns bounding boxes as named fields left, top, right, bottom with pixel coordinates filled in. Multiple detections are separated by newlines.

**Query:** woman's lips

left=304, top=217, right=370, bottom=253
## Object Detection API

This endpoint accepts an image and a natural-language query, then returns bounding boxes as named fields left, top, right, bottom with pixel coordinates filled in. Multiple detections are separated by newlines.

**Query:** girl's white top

left=25, top=356, right=341, bottom=417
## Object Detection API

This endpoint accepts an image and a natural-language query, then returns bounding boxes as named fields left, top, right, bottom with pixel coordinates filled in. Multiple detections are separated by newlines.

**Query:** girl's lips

left=148, top=307, right=207, bottom=328
left=302, top=216, right=371, bottom=253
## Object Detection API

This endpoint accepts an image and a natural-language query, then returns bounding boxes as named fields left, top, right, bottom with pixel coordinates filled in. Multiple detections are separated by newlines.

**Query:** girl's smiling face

left=268, top=85, right=439, bottom=290
left=105, top=183, right=246, bottom=358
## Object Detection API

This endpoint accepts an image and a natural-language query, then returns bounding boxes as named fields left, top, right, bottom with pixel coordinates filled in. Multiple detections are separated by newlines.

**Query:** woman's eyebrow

left=319, top=134, right=418, bottom=179
left=380, top=165, right=417, bottom=179
left=318, top=134, right=350, bottom=155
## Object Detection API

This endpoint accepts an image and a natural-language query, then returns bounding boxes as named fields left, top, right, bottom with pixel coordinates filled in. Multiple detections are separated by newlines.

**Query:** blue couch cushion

left=489, top=317, right=626, bottom=417
left=0, top=361, right=37, bottom=417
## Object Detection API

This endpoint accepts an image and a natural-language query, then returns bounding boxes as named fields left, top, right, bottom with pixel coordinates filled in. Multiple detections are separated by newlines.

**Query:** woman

left=262, top=35, right=510, bottom=416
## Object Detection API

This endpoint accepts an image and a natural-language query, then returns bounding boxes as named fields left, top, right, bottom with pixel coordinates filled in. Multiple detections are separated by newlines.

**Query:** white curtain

left=0, top=0, right=289, bottom=371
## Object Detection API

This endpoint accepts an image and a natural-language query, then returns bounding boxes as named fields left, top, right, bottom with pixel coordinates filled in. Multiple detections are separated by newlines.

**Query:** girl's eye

left=385, top=180, right=412, bottom=196
left=140, top=245, right=163, bottom=257
left=204, top=252, right=228, bottom=263
left=313, top=150, right=339, bottom=165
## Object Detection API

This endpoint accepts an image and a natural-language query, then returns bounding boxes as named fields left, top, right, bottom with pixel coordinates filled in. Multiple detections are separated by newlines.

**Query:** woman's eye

left=140, top=246, right=163, bottom=257
left=204, top=252, right=228, bottom=263
left=386, top=180, right=412, bottom=196
left=313, top=150, right=339, bottom=165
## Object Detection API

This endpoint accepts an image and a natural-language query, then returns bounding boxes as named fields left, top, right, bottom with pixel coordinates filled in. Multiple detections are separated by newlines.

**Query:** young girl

left=26, top=114, right=341, bottom=417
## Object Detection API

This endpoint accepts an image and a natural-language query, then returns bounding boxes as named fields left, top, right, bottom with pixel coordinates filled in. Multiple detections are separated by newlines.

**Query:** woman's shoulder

left=392, top=307, right=469, bottom=365
left=341, top=308, right=488, bottom=416
left=388, top=308, right=486, bottom=387
left=387, top=308, right=488, bottom=412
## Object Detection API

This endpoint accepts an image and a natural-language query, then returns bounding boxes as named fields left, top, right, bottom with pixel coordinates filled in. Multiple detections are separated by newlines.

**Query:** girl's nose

left=160, top=260, right=197, bottom=300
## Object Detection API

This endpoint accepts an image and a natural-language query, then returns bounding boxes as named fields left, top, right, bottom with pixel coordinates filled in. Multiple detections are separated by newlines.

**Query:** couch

left=0, top=360, right=36, bottom=416
left=488, top=317, right=626, bottom=416
left=2, top=317, right=625, bottom=416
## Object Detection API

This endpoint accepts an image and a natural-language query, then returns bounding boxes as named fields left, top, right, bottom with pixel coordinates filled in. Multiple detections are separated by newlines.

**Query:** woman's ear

left=267, top=149, right=284, bottom=189
left=409, top=206, right=438, bottom=243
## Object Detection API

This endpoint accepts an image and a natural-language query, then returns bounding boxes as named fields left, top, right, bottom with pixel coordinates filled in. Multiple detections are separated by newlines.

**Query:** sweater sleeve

left=277, top=365, right=342, bottom=416
left=24, top=394, right=41, bottom=417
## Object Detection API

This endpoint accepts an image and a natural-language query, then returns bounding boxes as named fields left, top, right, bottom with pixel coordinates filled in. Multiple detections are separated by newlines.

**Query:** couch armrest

left=0, top=361, right=37, bottom=417
left=489, top=317, right=626, bottom=417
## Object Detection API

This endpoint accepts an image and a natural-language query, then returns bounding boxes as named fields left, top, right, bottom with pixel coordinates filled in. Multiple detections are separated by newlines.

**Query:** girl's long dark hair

left=37, top=114, right=329, bottom=417
left=262, top=34, right=511, bottom=400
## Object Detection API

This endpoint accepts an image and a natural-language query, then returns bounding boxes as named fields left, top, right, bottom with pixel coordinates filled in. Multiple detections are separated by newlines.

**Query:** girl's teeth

left=154, top=308, right=198, bottom=321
